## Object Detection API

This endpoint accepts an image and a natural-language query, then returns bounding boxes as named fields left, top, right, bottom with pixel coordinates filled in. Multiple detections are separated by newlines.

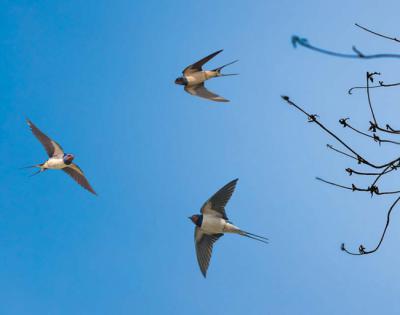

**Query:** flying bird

left=175, top=49, right=238, bottom=102
left=189, top=179, right=268, bottom=277
left=24, top=119, right=97, bottom=195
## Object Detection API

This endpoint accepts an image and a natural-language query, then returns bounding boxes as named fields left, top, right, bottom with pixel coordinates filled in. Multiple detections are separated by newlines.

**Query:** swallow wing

left=27, top=119, right=64, bottom=158
left=184, top=83, right=229, bottom=102
left=195, top=227, right=223, bottom=277
left=183, top=49, right=223, bottom=75
left=200, top=178, right=238, bottom=220
left=62, top=163, right=97, bottom=195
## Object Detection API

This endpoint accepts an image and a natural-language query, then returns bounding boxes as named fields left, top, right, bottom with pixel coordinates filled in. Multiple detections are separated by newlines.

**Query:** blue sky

left=2, top=0, right=400, bottom=314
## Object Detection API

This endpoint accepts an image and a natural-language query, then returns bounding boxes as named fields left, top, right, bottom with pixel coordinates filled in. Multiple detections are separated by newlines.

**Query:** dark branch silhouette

left=326, top=144, right=358, bottom=161
left=355, top=23, right=400, bottom=43
left=338, top=117, right=400, bottom=145
left=316, top=176, right=400, bottom=196
left=348, top=80, right=400, bottom=95
left=291, top=36, right=400, bottom=59
left=345, top=166, right=397, bottom=177
left=342, top=196, right=400, bottom=255
left=363, top=72, right=400, bottom=135
left=281, top=96, right=400, bottom=169
left=286, top=23, right=400, bottom=255
left=281, top=95, right=400, bottom=255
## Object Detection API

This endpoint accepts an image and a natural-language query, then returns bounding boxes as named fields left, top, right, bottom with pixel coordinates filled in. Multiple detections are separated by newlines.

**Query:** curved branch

left=385, top=125, right=400, bottom=134
left=348, top=81, right=400, bottom=95
left=291, top=36, right=400, bottom=59
left=362, top=73, right=400, bottom=135
left=341, top=196, right=400, bottom=255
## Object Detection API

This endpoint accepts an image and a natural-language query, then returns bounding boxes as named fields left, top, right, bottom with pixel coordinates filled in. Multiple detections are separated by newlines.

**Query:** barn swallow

left=189, top=179, right=268, bottom=277
left=24, top=119, right=97, bottom=195
left=175, top=49, right=238, bottom=102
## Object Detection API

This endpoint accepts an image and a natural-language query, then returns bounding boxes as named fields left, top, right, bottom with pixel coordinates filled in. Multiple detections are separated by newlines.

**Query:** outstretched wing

left=62, top=163, right=97, bottom=195
left=195, top=227, right=223, bottom=278
left=183, top=49, right=223, bottom=75
left=184, top=83, right=229, bottom=102
left=27, top=119, right=64, bottom=157
left=200, top=179, right=238, bottom=220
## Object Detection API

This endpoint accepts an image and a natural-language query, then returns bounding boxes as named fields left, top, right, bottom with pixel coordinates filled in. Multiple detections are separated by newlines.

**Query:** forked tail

left=213, top=60, right=239, bottom=76
left=239, top=230, right=269, bottom=244
left=19, top=164, right=45, bottom=177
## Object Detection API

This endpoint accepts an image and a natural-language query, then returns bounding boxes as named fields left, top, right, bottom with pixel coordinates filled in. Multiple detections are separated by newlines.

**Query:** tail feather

left=239, top=230, right=269, bottom=244
left=213, top=59, right=239, bottom=75
left=20, top=164, right=46, bottom=177
left=19, top=164, right=42, bottom=170
left=245, top=231, right=269, bottom=241
left=219, top=73, right=239, bottom=77
left=29, top=169, right=44, bottom=177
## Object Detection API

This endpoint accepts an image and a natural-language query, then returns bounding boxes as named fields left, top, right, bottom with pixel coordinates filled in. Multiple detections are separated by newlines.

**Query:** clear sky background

left=2, top=0, right=400, bottom=314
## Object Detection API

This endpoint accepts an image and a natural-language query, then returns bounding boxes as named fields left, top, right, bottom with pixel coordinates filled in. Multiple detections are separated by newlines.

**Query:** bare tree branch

left=316, top=176, right=400, bottom=196
left=341, top=196, right=400, bottom=255
left=338, top=117, right=400, bottom=145
left=355, top=23, right=400, bottom=43
left=362, top=72, right=400, bottom=135
left=366, top=72, right=379, bottom=126
left=281, top=96, right=400, bottom=169
left=282, top=95, right=400, bottom=255
left=287, top=24, right=400, bottom=255
left=291, top=36, right=400, bottom=59
left=326, top=144, right=358, bottom=161
left=345, top=166, right=397, bottom=176
left=348, top=80, right=400, bottom=95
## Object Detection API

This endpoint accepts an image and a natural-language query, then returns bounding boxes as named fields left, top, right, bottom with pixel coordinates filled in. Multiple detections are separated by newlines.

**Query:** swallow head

left=175, top=76, right=188, bottom=85
left=188, top=214, right=201, bottom=226
left=63, top=153, right=74, bottom=165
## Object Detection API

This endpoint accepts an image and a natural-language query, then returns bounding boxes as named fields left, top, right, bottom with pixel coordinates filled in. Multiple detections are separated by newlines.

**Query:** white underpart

left=185, top=71, right=218, bottom=86
left=42, top=157, right=66, bottom=169
left=201, top=215, right=241, bottom=234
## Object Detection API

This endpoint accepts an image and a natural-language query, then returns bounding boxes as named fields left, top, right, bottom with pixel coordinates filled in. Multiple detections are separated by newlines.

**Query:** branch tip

left=281, top=95, right=290, bottom=101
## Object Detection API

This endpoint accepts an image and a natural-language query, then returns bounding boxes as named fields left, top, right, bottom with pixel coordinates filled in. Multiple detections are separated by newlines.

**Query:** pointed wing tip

left=84, top=184, right=98, bottom=196
left=81, top=185, right=98, bottom=196
left=63, top=165, right=98, bottom=196
left=214, top=98, right=230, bottom=102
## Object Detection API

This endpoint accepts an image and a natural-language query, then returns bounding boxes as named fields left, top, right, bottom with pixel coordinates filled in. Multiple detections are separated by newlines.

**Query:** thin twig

left=316, top=177, right=353, bottom=191
left=291, top=36, right=400, bottom=59
left=341, top=196, right=400, bottom=255
left=363, top=73, right=400, bottom=135
left=355, top=23, right=400, bottom=43
left=366, top=72, right=379, bottom=126
left=348, top=81, right=400, bottom=94
left=327, top=144, right=358, bottom=161
left=339, top=118, right=400, bottom=145
left=281, top=96, right=400, bottom=169
left=370, top=164, right=394, bottom=188
left=316, top=176, right=400, bottom=196
left=345, top=167, right=395, bottom=176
